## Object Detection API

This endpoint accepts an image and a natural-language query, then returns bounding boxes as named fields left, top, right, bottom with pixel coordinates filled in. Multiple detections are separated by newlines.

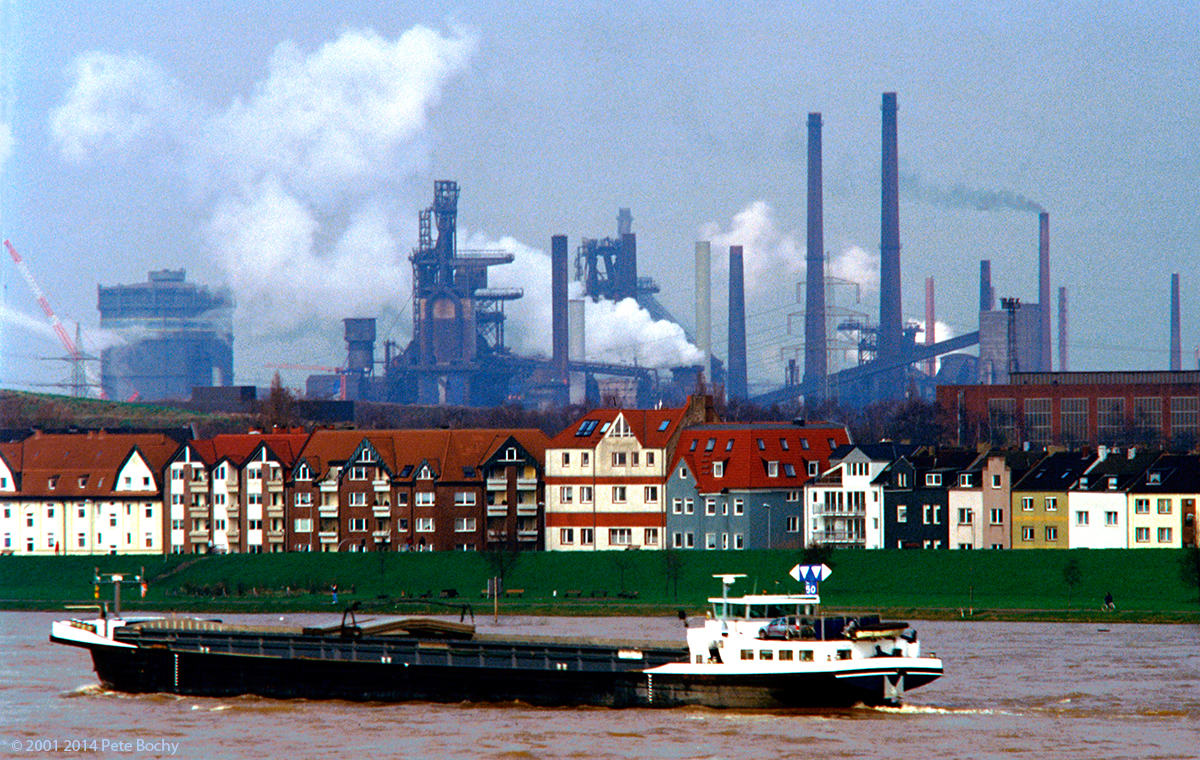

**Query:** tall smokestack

left=925, top=277, right=935, bottom=377
left=695, top=241, right=712, bottom=383
left=1171, top=273, right=1182, bottom=371
left=1058, top=286, right=1068, bottom=372
left=879, top=92, right=902, bottom=394
left=551, top=235, right=569, bottom=388
left=727, top=245, right=748, bottom=401
left=1039, top=211, right=1051, bottom=371
left=804, top=112, right=827, bottom=399
left=979, top=260, right=994, bottom=312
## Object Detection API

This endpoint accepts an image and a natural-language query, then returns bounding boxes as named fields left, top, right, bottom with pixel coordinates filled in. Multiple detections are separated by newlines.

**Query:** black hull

left=63, top=625, right=940, bottom=709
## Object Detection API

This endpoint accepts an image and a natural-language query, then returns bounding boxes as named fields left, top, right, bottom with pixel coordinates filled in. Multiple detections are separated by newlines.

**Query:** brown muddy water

left=3, top=611, right=1198, bottom=759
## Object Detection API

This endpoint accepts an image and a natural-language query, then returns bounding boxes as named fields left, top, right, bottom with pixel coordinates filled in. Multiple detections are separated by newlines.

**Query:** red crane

left=4, top=239, right=93, bottom=396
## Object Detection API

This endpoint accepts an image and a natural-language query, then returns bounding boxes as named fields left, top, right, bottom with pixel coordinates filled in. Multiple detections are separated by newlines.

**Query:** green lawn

left=2, top=549, right=1196, bottom=621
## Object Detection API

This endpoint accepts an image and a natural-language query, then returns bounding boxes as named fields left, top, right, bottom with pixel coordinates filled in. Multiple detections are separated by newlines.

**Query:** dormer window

left=48, top=476, right=58, bottom=490
left=713, top=461, right=725, bottom=478
left=418, top=466, right=433, bottom=480
left=959, top=474, right=972, bottom=487
left=295, top=463, right=311, bottom=481
left=78, top=476, right=88, bottom=488
left=1108, top=476, right=1118, bottom=490
left=503, top=447, right=519, bottom=461
left=1148, top=472, right=1162, bottom=485
left=897, top=473, right=908, bottom=487
left=767, top=461, right=779, bottom=477
left=926, top=473, right=942, bottom=487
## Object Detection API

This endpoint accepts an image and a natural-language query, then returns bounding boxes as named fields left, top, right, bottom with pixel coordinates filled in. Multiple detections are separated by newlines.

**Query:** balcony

left=487, top=505, right=508, bottom=517
left=319, top=482, right=338, bottom=493
left=188, top=481, right=208, bottom=493
left=516, top=477, right=538, bottom=489
left=318, top=531, right=339, bottom=543
left=318, top=506, right=338, bottom=518
left=266, top=506, right=284, bottom=518
left=372, top=506, right=392, bottom=517
left=266, top=529, right=285, bottom=539
left=188, top=530, right=210, bottom=540
left=516, top=504, right=538, bottom=516
left=266, top=481, right=284, bottom=493
left=372, top=530, right=391, bottom=539
left=812, top=530, right=864, bottom=545
left=373, top=479, right=390, bottom=491
left=812, top=506, right=866, bottom=517
left=517, top=529, right=539, bottom=539
left=187, top=505, right=208, bottom=518
left=486, top=477, right=507, bottom=490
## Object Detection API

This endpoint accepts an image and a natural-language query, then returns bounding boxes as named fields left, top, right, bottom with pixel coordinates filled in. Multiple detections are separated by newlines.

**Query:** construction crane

left=3, top=239, right=92, bottom=397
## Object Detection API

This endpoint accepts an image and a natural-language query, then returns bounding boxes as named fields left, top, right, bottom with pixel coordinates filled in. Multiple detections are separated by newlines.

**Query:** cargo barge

left=51, top=571, right=942, bottom=708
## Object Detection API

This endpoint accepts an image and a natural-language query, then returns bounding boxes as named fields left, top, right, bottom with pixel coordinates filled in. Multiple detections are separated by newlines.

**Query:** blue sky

left=1, top=1, right=1198, bottom=395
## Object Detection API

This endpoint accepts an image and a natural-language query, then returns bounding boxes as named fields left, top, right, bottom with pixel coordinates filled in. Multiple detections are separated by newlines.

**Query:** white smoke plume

left=465, top=230, right=702, bottom=369
left=50, top=25, right=477, bottom=380
left=699, top=200, right=804, bottom=289
left=51, top=51, right=189, bottom=162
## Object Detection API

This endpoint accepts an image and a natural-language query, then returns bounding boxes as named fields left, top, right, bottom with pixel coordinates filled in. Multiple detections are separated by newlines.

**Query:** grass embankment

left=2, top=549, right=1197, bottom=623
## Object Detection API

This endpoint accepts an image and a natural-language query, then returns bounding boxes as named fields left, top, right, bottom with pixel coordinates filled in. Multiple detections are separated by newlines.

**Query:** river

left=2, top=611, right=1198, bottom=759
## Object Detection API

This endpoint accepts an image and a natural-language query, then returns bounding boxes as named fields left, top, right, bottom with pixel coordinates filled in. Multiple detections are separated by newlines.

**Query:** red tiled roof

left=670, top=423, right=851, bottom=492
left=298, top=428, right=550, bottom=481
left=16, top=431, right=181, bottom=497
left=548, top=406, right=689, bottom=450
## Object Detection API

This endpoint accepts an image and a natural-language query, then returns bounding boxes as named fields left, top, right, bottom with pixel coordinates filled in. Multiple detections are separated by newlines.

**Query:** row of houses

left=808, top=444, right=1198, bottom=550
left=1, top=394, right=1197, bottom=555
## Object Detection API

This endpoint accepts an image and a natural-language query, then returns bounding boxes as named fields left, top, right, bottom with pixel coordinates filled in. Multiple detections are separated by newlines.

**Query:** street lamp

left=764, top=503, right=771, bottom=550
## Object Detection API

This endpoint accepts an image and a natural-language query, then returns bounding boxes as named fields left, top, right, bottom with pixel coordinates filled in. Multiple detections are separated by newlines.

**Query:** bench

left=504, top=588, right=525, bottom=598
left=564, top=590, right=583, bottom=598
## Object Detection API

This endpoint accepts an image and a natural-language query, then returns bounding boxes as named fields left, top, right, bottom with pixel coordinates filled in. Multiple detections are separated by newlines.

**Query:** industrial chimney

left=1039, top=211, right=1051, bottom=371
left=1171, top=273, right=1182, bottom=371
left=979, top=260, right=994, bottom=312
left=879, top=92, right=903, bottom=395
left=925, top=277, right=935, bottom=377
left=1058, top=287, right=1069, bottom=372
left=727, top=245, right=748, bottom=401
left=804, top=112, right=827, bottom=399
left=551, top=235, right=569, bottom=390
left=695, top=241, right=712, bottom=383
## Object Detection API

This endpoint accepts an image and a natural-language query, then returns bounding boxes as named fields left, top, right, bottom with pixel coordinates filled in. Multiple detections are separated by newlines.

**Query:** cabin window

left=759, top=650, right=774, bottom=660
left=740, top=650, right=754, bottom=661
left=799, top=650, right=814, bottom=662
left=837, top=650, right=852, bottom=660
left=778, top=649, right=794, bottom=661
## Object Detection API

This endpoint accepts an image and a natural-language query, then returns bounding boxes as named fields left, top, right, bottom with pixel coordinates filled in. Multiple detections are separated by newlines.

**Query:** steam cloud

left=700, top=201, right=883, bottom=385
left=467, top=231, right=702, bottom=369
left=50, top=25, right=477, bottom=382
left=900, top=171, right=1043, bottom=214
